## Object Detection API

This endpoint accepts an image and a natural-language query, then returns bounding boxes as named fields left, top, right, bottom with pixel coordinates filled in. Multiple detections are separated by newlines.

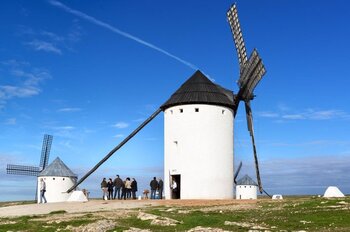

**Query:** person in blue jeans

left=39, top=178, right=47, bottom=203
left=113, top=175, right=123, bottom=199
left=149, top=177, right=158, bottom=199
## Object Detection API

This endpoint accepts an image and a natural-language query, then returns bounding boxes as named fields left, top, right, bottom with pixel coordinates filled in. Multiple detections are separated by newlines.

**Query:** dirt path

left=0, top=200, right=160, bottom=217
left=0, top=199, right=257, bottom=218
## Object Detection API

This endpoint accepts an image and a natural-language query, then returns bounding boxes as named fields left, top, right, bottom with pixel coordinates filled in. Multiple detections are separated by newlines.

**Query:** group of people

left=100, top=175, right=138, bottom=200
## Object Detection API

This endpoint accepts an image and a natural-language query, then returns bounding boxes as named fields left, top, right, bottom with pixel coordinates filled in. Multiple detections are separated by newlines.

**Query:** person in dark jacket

left=121, top=180, right=126, bottom=200
left=113, top=175, right=123, bottom=199
left=100, top=178, right=108, bottom=200
left=131, top=178, right=138, bottom=199
left=158, top=178, right=164, bottom=200
left=107, top=178, right=114, bottom=200
left=150, top=177, right=158, bottom=199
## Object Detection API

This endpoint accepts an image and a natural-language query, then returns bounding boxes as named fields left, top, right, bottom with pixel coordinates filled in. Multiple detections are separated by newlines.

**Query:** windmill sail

left=228, top=3, right=267, bottom=195
left=227, top=4, right=248, bottom=70
left=6, top=164, right=41, bottom=176
left=7, top=134, right=53, bottom=176
left=40, top=134, right=53, bottom=169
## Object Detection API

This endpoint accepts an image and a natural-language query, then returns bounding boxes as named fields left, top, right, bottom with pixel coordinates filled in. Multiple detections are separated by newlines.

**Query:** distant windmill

left=227, top=4, right=266, bottom=194
left=7, top=134, right=53, bottom=176
left=67, top=3, right=268, bottom=199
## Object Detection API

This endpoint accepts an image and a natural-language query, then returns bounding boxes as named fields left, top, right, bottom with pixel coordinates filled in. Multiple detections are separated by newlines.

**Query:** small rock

left=137, top=212, right=158, bottom=221
left=123, top=227, right=151, bottom=232
left=187, top=226, right=230, bottom=232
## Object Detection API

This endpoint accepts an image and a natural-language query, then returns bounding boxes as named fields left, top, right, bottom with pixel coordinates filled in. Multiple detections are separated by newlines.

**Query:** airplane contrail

left=48, top=0, right=198, bottom=70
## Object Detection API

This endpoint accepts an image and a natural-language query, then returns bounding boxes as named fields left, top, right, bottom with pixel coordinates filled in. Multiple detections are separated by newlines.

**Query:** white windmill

left=66, top=3, right=268, bottom=199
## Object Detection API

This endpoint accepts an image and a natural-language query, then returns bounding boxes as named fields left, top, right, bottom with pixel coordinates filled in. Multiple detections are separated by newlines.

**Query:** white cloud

left=114, top=134, right=124, bottom=138
left=41, top=31, right=64, bottom=42
left=0, top=85, right=40, bottom=99
left=133, top=118, right=145, bottom=122
left=26, top=40, right=62, bottom=54
left=113, top=122, right=129, bottom=129
left=281, top=109, right=348, bottom=121
left=258, top=111, right=279, bottom=118
left=4, top=118, right=16, bottom=125
left=282, top=114, right=305, bottom=120
left=307, top=109, right=346, bottom=120
left=0, top=60, right=51, bottom=108
left=17, top=23, right=82, bottom=55
left=57, top=107, right=81, bottom=112
left=260, top=104, right=349, bottom=122
left=54, top=126, right=75, bottom=130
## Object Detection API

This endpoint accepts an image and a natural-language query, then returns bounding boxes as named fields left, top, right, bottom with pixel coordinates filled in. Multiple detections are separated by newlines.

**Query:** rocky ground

left=0, top=197, right=349, bottom=231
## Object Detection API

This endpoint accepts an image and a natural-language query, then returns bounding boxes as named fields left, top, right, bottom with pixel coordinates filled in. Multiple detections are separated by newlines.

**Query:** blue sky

left=1, top=0, right=350, bottom=201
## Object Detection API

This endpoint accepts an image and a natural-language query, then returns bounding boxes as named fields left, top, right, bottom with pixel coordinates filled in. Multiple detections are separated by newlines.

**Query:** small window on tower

left=222, top=110, right=225, bottom=114
left=195, top=108, right=199, bottom=112
left=53, top=178, right=55, bottom=180
left=63, top=178, right=65, bottom=181
left=170, top=110, right=173, bottom=114
left=179, top=109, right=183, bottom=113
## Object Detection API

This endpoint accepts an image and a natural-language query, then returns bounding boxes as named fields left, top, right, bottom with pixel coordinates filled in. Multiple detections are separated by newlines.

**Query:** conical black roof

left=161, top=70, right=234, bottom=110
left=38, top=157, right=77, bottom=178
left=236, top=174, right=258, bottom=186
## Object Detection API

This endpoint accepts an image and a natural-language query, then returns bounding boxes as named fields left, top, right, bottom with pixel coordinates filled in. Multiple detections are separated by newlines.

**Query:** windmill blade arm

left=66, top=108, right=162, bottom=193
left=244, top=102, right=263, bottom=193
left=244, top=59, right=266, bottom=99
left=244, top=101, right=254, bottom=135
left=40, top=134, right=53, bottom=169
left=234, top=161, right=242, bottom=184
left=227, top=4, right=248, bottom=70
left=239, top=49, right=266, bottom=100
left=7, top=164, right=41, bottom=176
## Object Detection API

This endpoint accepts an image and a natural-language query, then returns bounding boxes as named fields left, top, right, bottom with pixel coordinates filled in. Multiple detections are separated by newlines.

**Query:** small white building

left=323, top=186, right=345, bottom=198
left=272, top=194, right=283, bottom=200
left=235, top=175, right=258, bottom=200
left=37, top=157, right=77, bottom=203
left=162, top=71, right=234, bottom=199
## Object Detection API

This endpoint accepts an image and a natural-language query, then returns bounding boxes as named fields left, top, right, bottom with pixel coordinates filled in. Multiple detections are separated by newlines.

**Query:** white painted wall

left=235, top=185, right=257, bottom=200
left=164, top=104, right=234, bottom=199
left=37, top=176, right=76, bottom=203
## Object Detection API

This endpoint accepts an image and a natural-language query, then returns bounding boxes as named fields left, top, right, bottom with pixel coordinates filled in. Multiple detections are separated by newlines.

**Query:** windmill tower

left=7, top=134, right=53, bottom=176
left=66, top=3, right=267, bottom=199
left=37, top=157, right=78, bottom=203
left=161, top=71, right=234, bottom=199
left=236, top=174, right=258, bottom=200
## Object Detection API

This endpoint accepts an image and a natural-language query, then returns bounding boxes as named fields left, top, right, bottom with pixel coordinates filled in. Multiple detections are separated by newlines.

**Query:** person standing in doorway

left=158, top=178, right=164, bottom=200
left=101, top=178, right=108, bottom=200
left=113, top=175, right=123, bottom=199
left=171, top=179, right=178, bottom=199
left=150, top=177, right=158, bottom=199
left=39, top=178, right=47, bottom=203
